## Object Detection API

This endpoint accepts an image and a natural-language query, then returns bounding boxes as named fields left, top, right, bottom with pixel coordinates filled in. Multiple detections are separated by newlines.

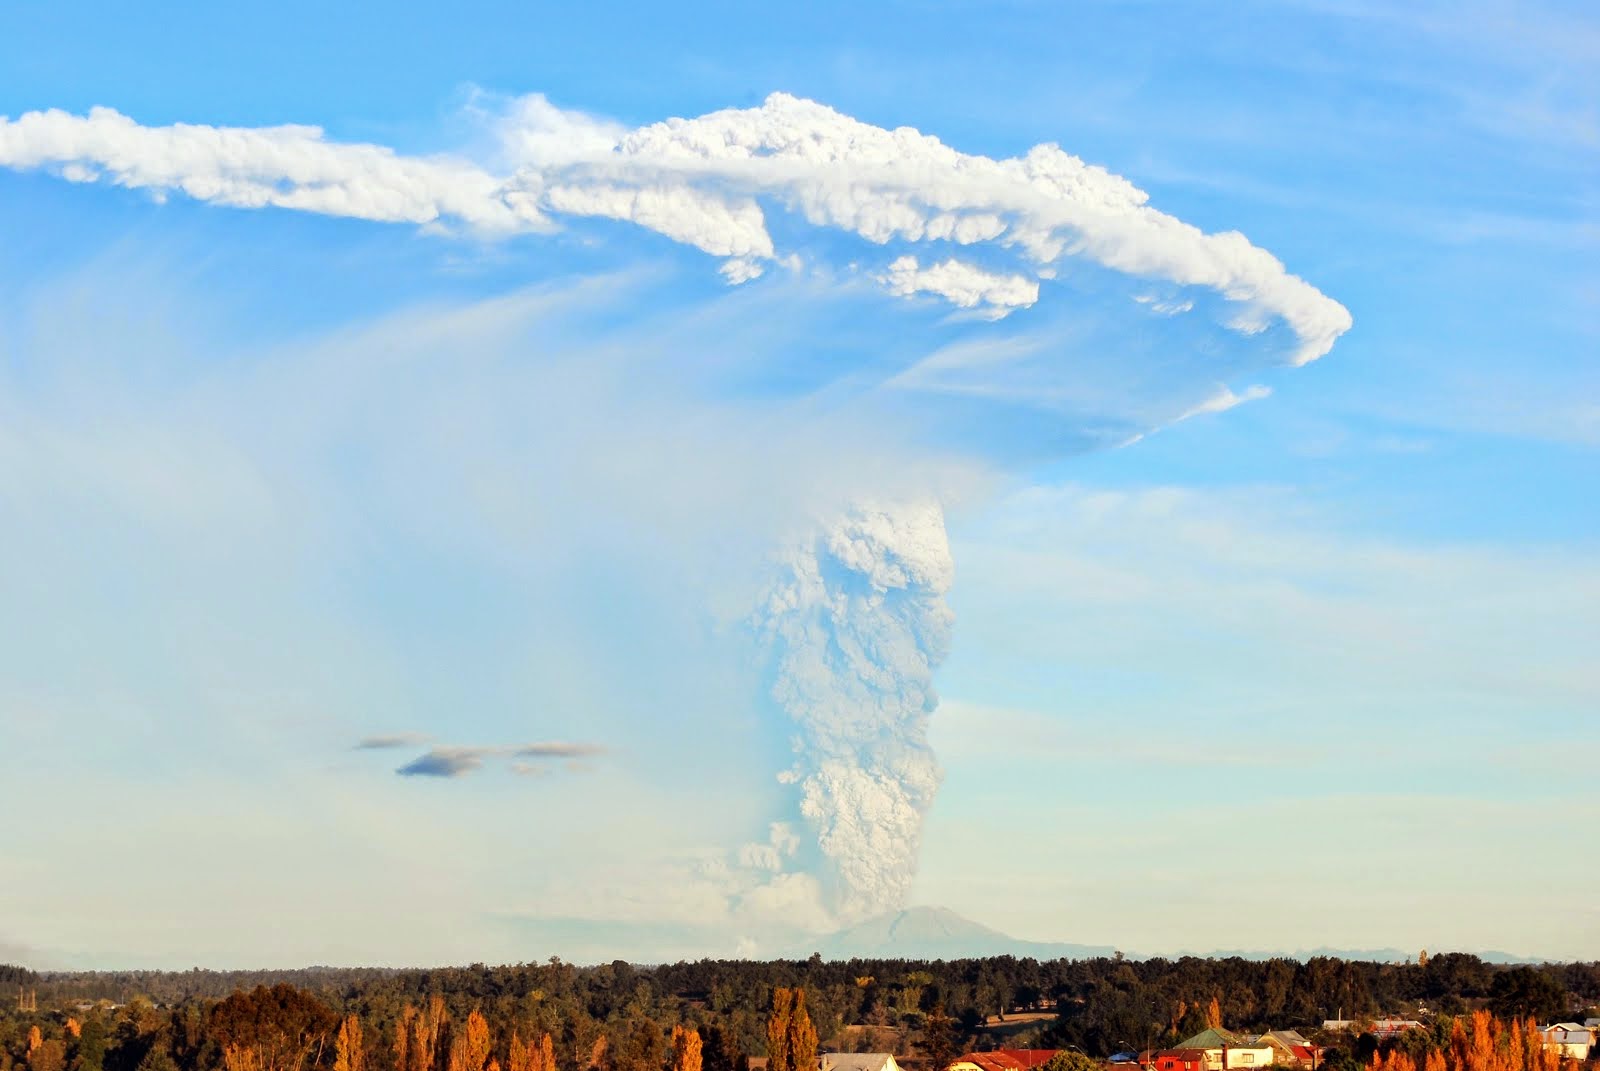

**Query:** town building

left=1171, top=1030, right=1275, bottom=1070
left=1537, top=1025, right=1594, bottom=1062
left=1320, top=1021, right=1424, bottom=1042
left=949, top=1050, right=1060, bottom=1071
left=1255, top=1030, right=1318, bottom=1069
left=1152, top=1049, right=1211, bottom=1071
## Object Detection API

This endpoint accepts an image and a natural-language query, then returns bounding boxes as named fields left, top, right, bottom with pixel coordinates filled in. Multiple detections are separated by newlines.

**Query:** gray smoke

left=755, top=500, right=955, bottom=924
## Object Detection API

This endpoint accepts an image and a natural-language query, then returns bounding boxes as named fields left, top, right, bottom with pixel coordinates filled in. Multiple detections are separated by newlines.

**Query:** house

left=1368, top=1022, right=1425, bottom=1042
left=1537, top=1025, right=1594, bottom=1061
left=1153, top=1050, right=1212, bottom=1071
left=949, top=1051, right=1060, bottom=1071
left=1320, top=1021, right=1423, bottom=1042
left=1255, top=1031, right=1319, bottom=1069
left=1178, top=1031, right=1244, bottom=1051
left=1171, top=1030, right=1274, bottom=1071
left=823, top=1056, right=903, bottom=1071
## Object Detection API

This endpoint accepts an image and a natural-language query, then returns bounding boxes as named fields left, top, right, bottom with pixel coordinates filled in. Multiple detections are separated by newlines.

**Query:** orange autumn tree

left=508, top=1033, right=555, bottom=1071
left=395, top=1007, right=415, bottom=1071
left=448, top=1012, right=492, bottom=1071
left=788, top=991, right=817, bottom=1071
left=396, top=998, right=449, bottom=1071
left=334, top=1016, right=365, bottom=1071
left=1370, top=1013, right=1573, bottom=1071
left=29, top=1041, right=65, bottom=1071
left=670, top=1027, right=703, bottom=1071
left=766, top=990, right=792, bottom=1071
left=767, top=989, right=816, bottom=1071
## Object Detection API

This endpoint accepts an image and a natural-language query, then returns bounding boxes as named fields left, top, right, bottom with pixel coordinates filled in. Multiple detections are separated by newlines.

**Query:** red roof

left=958, top=1051, right=1062, bottom=1071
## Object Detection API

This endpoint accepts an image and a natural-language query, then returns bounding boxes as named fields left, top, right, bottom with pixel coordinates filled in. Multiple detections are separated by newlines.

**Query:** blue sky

left=0, top=1, right=1595, bottom=968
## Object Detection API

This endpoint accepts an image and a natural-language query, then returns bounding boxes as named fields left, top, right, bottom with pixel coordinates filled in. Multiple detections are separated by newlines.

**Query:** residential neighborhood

left=926, top=1019, right=1598, bottom=1071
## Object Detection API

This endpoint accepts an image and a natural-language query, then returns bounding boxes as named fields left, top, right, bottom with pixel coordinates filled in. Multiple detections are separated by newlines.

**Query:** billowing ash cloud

left=753, top=501, right=954, bottom=925
left=0, top=92, right=1349, bottom=360
left=1, top=90, right=1354, bottom=936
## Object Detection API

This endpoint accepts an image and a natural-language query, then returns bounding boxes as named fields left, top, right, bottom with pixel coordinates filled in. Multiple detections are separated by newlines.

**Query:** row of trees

left=3, top=954, right=1596, bottom=1071
left=0, top=984, right=765, bottom=1071
left=13, top=955, right=1600, bottom=1019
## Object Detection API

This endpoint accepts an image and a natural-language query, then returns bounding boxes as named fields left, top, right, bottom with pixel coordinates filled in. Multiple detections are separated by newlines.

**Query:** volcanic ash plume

left=756, top=500, right=955, bottom=924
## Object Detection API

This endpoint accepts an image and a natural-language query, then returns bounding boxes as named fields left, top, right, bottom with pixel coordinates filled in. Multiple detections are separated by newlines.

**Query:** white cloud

left=718, top=256, right=766, bottom=284
left=484, top=91, right=626, bottom=168
left=0, top=106, right=538, bottom=231
left=880, top=255, right=1039, bottom=316
left=0, top=92, right=1351, bottom=349
left=1134, top=293, right=1195, bottom=315
left=1174, top=382, right=1272, bottom=421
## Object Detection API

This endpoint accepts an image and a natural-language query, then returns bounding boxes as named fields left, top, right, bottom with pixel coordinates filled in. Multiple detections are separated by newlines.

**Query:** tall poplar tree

left=767, top=990, right=793, bottom=1071
left=395, top=1008, right=416, bottom=1071
left=787, top=991, right=816, bottom=1071
left=447, top=1013, right=491, bottom=1071
left=334, top=1017, right=365, bottom=1071
left=670, top=1027, right=702, bottom=1071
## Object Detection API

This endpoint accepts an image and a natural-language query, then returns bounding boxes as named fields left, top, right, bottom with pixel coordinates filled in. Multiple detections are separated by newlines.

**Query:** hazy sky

left=0, top=0, right=1596, bottom=969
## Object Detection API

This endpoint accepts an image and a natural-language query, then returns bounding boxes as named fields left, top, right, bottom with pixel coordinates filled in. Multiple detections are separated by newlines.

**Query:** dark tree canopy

left=1, top=952, right=1595, bottom=1071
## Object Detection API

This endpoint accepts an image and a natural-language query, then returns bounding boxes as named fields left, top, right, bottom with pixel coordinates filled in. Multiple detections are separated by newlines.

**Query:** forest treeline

left=3, top=954, right=1598, bottom=1071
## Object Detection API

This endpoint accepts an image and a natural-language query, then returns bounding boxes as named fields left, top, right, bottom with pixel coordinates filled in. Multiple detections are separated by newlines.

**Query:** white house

left=1538, top=1025, right=1594, bottom=1061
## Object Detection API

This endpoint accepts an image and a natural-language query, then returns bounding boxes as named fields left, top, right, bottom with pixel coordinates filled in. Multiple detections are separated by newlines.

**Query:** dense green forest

left=3, top=955, right=1597, bottom=1071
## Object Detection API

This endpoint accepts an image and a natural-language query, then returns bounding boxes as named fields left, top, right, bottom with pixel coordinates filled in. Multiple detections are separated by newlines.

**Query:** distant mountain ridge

left=792, top=906, right=1118, bottom=960
left=795, top=906, right=1538, bottom=964
left=1195, top=947, right=1536, bottom=965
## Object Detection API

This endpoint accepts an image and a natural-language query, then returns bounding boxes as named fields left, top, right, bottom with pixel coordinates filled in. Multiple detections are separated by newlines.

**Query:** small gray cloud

left=354, top=732, right=430, bottom=750
left=396, top=747, right=491, bottom=778
left=513, top=741, right=606, bottom=759
left=391, top=741, right=606, bottom=778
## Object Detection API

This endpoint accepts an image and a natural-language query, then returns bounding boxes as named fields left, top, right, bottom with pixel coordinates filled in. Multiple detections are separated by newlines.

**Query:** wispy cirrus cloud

left=1175, top=383, right=1273, bottom=422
